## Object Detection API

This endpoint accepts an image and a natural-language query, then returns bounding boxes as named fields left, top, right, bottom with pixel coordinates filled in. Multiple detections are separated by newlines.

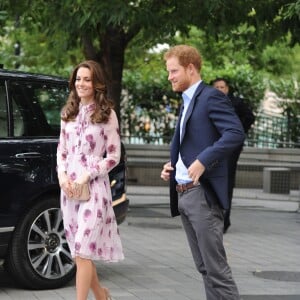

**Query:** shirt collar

left=182, top=80, right=202, bottom=105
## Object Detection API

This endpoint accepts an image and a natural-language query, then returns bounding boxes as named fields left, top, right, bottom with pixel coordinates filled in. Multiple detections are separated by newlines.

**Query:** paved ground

left=0, top=186, right=300, bottom=299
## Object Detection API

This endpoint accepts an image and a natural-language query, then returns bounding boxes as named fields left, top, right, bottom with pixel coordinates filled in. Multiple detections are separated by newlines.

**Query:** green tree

left=2, top=0, right=300, bottom=120
left=2, top=0, right=196, bottom=119
left=0, top=18, right=83, bottom=74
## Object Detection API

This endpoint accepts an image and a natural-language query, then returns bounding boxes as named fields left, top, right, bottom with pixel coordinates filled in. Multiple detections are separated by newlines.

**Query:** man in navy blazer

left=161, top=45, right=244, bottom=300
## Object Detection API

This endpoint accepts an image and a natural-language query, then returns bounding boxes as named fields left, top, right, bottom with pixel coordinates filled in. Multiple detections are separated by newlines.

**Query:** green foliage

left=263, top=79, right=300, bottom=146
left=202, top=63, right=265, bottom=111
left=1, top=0, right=300, bottom=145
left=281, top=0, right=300, bottom=46
left=261, top=41, right=294, bottom=75
left=122, top=23, right=298, bottom=145
left=0, top=19, right=83, bottom=76
left=121, top=54, right=180, bottom=144
left=268, top=78, right=300, bottom=104
left=283, top=0, right=300, bottom=20
left=121, top=52, right=266, bottom=143
left=171, top=26, right=266, bottom=110
left=0, top=10, right=7, bottom=23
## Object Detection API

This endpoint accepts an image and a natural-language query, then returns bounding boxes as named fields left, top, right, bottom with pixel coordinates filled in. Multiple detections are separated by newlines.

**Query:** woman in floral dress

left=57, top=60, right=124, bottom=300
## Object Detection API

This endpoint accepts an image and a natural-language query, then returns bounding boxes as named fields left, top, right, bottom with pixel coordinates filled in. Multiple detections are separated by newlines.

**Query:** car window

left=37, top=85, right=68, bottom=132
left=12, top=94, right=24, bottom=137
left=9, top=80, right=68, bottom=137
left=0, top=84, right=7, bottom=137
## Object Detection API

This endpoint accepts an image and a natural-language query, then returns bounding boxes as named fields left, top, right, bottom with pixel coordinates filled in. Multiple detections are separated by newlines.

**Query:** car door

left=0, top=78, right=68, bottom=227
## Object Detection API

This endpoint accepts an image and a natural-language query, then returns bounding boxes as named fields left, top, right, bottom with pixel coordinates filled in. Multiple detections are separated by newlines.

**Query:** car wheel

left=5, top=195, right=75, bottom=289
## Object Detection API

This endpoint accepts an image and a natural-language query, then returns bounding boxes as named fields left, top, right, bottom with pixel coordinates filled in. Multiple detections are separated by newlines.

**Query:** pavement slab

left=0, top=187, right=299, bottom=299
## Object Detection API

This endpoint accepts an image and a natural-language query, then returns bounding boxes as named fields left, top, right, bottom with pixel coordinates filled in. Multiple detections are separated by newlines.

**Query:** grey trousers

left=178, top=185, right=240, bottom=300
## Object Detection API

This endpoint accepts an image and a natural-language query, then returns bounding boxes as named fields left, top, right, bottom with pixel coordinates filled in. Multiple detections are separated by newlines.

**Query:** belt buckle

left=177, top=184, right=186, bottom=193
left=177, top=185, right=182, bottom=193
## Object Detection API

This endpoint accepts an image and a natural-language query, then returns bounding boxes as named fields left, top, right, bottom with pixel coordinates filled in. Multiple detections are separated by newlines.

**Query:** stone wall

left=125, top=144, right=300, bottom=191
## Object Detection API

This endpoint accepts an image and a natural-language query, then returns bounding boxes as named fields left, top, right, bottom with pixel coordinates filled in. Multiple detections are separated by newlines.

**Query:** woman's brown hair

left=61, top=60, right=114, bottom=123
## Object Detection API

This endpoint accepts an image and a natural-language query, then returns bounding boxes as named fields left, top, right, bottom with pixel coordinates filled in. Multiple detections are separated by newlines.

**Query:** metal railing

left=122, top=112, right=300, bottom=148
left=246, top=112, right=300, bottom=148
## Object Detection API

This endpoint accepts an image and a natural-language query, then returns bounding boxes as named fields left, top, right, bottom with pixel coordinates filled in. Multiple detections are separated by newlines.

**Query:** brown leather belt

left=176, top=182, right=199, bottom=193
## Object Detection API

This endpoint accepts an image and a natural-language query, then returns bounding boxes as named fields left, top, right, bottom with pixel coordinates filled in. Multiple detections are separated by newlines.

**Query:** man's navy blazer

left=169, top=82, right=245, bottom=217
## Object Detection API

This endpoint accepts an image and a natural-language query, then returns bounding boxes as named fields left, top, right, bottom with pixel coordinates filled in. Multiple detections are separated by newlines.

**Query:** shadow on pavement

left=0, top=265, right=16, bottom=288
left=241, top=296, right=300, bottom=300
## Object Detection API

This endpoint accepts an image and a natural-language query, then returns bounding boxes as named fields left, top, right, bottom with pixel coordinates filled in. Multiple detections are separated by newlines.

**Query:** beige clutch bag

left=69, top=182, right=90, bottom=201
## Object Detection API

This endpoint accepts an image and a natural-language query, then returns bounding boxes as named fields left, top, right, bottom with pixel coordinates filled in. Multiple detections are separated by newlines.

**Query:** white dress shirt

left=175, top=80, right=201, bottom=184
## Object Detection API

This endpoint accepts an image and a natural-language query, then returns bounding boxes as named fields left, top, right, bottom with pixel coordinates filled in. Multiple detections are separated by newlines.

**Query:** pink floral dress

left=57, top=103, right=124, bottom=262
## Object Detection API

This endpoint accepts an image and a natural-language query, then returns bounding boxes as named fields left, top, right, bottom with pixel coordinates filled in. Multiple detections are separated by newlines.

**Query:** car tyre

left=5, top=195, right=76, bottom=289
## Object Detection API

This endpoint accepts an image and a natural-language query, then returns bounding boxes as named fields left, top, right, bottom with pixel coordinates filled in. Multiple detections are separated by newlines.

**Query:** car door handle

left=15, top=152, right=42, bottom=159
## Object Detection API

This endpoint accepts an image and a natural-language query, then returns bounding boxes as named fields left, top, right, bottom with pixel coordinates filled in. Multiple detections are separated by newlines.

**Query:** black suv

left=0, top=68, right=129, bottom=289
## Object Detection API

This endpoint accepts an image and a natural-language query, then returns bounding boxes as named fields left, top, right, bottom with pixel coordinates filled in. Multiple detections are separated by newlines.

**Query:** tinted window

left=0, top=83, right=7, bottom=137
left=8, top=81, right=68, bottom=137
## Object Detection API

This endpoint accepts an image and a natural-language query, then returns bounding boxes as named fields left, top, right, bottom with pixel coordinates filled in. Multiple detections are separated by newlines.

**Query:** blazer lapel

left=181, top=82, right=205, bottom=142
left=171, top=103, right=184, bottom=163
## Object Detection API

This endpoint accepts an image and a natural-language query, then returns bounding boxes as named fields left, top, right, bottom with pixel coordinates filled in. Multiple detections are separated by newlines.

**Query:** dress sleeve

left=57, top=119, right=68, bottom=174
left=87, top=109, right=121, bottom=179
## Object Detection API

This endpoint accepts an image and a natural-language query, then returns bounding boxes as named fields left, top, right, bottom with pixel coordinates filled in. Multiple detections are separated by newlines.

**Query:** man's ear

left=187, top=63, right=195, bottom=74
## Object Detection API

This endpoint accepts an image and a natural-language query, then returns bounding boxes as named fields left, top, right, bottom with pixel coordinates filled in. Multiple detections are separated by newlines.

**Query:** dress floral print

left=57, top=103, right=124, bottom=262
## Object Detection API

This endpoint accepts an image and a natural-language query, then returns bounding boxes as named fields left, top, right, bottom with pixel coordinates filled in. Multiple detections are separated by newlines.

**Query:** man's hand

left=188, top=159, right=205, bottom=185
left=161, top=161, right=174, bottom=181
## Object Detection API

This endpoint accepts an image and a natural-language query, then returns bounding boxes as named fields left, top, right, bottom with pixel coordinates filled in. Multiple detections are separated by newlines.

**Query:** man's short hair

left=164, top=45, right=202, bottom=71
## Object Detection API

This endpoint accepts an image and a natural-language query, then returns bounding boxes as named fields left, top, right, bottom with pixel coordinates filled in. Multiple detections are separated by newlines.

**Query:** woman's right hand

left=58, top=172, right=73, bottom=198
left=61, top=181, right=74, bottom=198
left=160, top=161, right=174, bottom=181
